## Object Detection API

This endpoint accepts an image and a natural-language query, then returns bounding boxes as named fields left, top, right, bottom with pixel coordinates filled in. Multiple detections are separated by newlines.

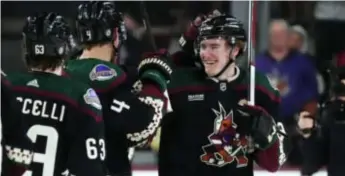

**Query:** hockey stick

left=247, top=0, right=257, bottom=106
left=139, top=1, right=158, bottom=52
left=247, top=1, right=287, bottom=138
left=126, top=2, right=159, bottom=161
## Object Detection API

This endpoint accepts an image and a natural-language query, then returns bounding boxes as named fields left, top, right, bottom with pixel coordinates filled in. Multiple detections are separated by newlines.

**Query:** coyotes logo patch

left=200, top=102, right=249, bottom=168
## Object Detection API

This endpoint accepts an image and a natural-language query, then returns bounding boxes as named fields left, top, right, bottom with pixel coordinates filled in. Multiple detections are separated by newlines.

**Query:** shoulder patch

left=89, top=64, right=117, bottom=81
left=83, top=88, right=102, bottom=110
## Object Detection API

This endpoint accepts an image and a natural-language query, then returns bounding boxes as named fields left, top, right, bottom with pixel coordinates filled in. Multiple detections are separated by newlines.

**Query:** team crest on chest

left=200, top=102, right=249, bottom=167
left=267, top=69, right=290, bottom=96
left=89, top=64, right=117, bottom=81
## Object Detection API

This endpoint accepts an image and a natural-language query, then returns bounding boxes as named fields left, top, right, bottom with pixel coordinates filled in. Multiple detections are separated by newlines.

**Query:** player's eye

left=210, top=44, right=219, bottom=50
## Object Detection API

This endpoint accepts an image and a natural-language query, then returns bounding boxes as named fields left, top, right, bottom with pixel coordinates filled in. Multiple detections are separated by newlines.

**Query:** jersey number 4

left=110, top=99, right=130, bottom=113
left=22, top=125, right=105, bottom=176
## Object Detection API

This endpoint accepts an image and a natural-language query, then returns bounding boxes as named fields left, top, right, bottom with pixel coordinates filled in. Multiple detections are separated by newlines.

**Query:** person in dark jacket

left=298, top=66, right=345, bottom=176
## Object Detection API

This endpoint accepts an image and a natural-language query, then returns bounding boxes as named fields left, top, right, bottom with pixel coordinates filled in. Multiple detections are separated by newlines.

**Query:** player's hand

left=297, top=111, right=315, bottom=138
left=183, top=14, right=205, bottom=39
left=138, top=49, right=174, bottom=91
left=179, top=9, right=221, bottom=50
left=236, top=100, right=278, bottom=150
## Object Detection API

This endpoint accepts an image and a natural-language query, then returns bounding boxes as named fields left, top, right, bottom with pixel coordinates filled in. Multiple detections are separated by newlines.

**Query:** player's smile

left=202, top=56, right=218, bottom=69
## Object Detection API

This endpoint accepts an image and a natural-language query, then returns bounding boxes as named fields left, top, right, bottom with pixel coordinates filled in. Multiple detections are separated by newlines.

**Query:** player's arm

left=66, top=88, right=107, bottom=176
left=251, top=74, right=288, bottom=172
left=107, top=52, right=173, bottom=147
left=300, top=127, right=328, bottom=175
left=236, top=74, right=287, bottom=172
left=1, top=73, right=33, bottom=176
left=298, top=103, right=332, bottom=175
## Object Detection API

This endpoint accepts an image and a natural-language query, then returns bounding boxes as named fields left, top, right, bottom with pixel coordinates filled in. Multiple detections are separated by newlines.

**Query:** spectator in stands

left=289, top=25, right=326, bottom=101
left=255, top=19, right=319, bottom=166
left=289, top=25, right=311, bottom=57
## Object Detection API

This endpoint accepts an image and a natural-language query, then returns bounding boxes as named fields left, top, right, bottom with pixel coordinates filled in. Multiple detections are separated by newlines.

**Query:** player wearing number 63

left=64, top=1, right=173, bottom=175
left=6, top=13, right=108, bottom=176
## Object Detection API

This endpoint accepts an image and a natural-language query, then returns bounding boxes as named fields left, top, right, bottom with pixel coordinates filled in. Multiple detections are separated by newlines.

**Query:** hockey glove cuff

left=138, top=50, right=174, bottom=91
left=179, top=14, right=205, bottom=53
left=140, top=70, right=168, bottom=91
left=237, top=104, right=278, bottom=150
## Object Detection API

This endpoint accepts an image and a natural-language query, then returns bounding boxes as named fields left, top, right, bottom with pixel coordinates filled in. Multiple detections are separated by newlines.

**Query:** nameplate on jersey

left=188, top=94, right=204, bottom=101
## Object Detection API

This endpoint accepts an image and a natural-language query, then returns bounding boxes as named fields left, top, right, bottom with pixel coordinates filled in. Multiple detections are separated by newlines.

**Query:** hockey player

left=7, top=12, right=107, bottom=176
left=64, top=1, right=173, bottom=175
left=1, top=71, right=33, bottom=176
left=157, top=14, right=287, bottom=176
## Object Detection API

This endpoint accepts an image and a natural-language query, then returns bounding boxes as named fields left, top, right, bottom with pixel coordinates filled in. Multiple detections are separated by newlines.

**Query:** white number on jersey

left=110, top=99, right=130, bottom=113
left=86, top=138, right=106, bottom=160
left=34, top=45, right=45, bottom=55
left=23, top=125, right=58, bottom=176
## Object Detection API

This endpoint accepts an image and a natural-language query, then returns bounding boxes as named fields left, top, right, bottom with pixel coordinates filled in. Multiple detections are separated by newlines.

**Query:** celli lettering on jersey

left=16, top=97, right=65, bottom=122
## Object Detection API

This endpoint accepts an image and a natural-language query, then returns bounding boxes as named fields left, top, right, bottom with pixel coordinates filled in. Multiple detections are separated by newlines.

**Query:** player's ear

left=113, top=27, right=120, bottom=48
left=230, top=45, right=240, bottom=58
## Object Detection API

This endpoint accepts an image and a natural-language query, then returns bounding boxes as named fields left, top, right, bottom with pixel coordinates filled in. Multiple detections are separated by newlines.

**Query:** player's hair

left=24, top=55, right=63, bottom=71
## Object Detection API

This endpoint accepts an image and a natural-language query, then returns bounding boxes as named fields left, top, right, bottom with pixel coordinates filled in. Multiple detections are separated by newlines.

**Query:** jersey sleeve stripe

left=234, top=85, right=281, bottom=103
left=168, top=85, right=215, bottom=95
left=94, top=73, right=127, bottom=93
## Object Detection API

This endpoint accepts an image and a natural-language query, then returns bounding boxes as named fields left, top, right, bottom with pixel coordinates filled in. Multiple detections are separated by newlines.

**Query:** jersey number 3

left=22, top=125, right=106, bottom=176
left=23, top=125, right=58, bottom=176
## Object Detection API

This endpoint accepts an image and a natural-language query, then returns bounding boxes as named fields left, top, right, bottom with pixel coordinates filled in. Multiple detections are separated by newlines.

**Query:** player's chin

left=204, top=68, right=218, bottom=77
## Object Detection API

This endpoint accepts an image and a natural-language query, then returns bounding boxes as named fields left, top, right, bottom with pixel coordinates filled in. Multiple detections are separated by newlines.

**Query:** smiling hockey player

left=157, top=14, right=288, bottom=176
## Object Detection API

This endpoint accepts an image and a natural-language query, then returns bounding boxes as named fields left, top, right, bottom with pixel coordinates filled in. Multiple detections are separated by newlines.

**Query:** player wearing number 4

left=64, top=1, right=173, bottom=175
left=7, top=13, right=108, bottom=175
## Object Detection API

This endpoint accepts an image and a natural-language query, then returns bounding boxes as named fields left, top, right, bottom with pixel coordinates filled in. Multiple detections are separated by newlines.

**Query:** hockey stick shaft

left=247, top=0, right=257, bottom=106
left=139, top=1, right=158, bottom=52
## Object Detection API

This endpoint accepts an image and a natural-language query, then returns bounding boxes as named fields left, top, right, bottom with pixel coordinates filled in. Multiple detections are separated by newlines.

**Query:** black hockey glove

left=179, top=10, right=221, bottom=52
left=237, top=104, right=278, bottom=150
left=138, top=49, right=174, bottom=91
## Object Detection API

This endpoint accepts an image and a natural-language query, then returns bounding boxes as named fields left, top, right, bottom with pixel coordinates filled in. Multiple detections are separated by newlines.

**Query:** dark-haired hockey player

left=64, top=1, right=173, bottom=175
left=7, top=12, right=107, bottom=176
left=1, top=71, right=33, bottom=176
left=156, top=14, right=288, bottom=176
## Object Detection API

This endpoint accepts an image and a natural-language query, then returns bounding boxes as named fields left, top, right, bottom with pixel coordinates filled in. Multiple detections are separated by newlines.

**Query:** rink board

left=132, top=170, right=327, bottom=176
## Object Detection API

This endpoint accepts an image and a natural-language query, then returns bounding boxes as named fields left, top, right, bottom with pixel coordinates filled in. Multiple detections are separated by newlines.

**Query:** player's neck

left=215, top=64, right=239, bottom=82
left=79, top=45, right=113, bottom=62
left=31, top=66, right=63, bottom=76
